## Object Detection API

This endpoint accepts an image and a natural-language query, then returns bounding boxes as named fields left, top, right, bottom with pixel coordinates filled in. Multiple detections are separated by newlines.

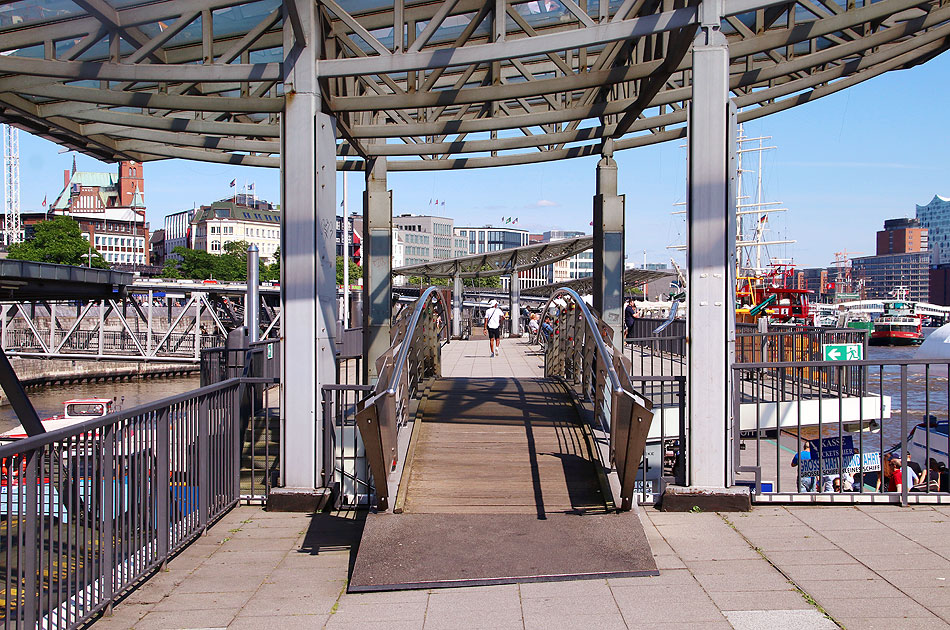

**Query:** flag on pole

left=229, top=179, right=236, bottom=187
left=41, top=195, right=47, bottom=207
left=441, top=201, right=445, bottom=206
left=249, top=182, right=255, bottom=190
left=759, top=215, right=767, bottom=222
left=434, top=199, right=439, bottom=205
left=340, top=198, right=344, bottom=207
left=513, top=218, right=518, bottom=224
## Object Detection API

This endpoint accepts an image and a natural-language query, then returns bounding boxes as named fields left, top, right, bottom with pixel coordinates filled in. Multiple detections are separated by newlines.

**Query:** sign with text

left=822, top=343, right=864, bottom=362
left=798, top=436, right=881, bottom=476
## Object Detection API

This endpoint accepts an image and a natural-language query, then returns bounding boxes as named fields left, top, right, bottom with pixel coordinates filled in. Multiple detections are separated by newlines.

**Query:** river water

left=0, top=373, right=200, bottom=435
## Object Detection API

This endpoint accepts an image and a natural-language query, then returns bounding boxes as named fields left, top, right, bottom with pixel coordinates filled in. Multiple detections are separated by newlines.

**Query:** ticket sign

left=822, top=343, right=864, bottom=362
left=798, top=436, right=881, bottom=476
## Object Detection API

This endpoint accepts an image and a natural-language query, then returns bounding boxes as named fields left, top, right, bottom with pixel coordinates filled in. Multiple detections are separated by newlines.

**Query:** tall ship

left=670, top=125, right=805, bottom=324
left=869, top=289, right=924, bottom=346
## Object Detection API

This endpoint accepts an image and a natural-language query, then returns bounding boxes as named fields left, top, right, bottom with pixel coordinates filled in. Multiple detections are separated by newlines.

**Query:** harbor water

left=0, top=372, right=200, bottom=435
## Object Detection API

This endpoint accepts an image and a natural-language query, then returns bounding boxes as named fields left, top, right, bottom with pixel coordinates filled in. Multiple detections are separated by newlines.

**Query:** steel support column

left=452, top=271, right=462, bottom=338
left=279, top=0, right=337, bottom=492
left=593, top=147, right=625, bottom=348
left=686, top=7, right=737, bottom=491
left=362, top=155, right=392, bottom=384
left=509, top=271, right=521, bottom=337
left=246, top=244, right=260, bottom=343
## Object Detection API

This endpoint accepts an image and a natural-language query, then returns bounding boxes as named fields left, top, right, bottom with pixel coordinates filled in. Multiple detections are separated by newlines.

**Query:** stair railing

left=540, top=288, right=654, bottom=510
left=355, top=286, right=449, bottom=510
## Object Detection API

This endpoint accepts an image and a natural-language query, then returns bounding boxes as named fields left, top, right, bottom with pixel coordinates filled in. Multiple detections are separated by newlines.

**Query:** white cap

left=489, top=299, right=498, bottom=307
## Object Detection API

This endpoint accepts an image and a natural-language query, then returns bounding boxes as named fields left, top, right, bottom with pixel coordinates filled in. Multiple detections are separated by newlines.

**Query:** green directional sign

left=822, top=343, right=864, bottom=362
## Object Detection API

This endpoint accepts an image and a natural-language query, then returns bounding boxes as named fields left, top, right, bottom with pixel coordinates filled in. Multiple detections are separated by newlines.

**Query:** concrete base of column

left=659, top=485, right=751, bottom=512
left=267, top=487, right=333, bottom=512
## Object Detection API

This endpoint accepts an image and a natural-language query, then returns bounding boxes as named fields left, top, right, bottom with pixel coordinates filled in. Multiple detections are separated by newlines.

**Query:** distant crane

left=2, top=124, right=21, bottom=245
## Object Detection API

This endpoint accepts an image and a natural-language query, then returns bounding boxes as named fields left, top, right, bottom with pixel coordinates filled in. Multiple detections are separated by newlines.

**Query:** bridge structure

left=0, top=0, right=949, bottom=623
left=0, top=0, right=945, bottom=497
left=0, top=274, right=281, bottom=363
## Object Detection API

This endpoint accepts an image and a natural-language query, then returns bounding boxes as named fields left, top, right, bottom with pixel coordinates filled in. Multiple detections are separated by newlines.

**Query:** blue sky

left=14, top=51, right=950, bottom=270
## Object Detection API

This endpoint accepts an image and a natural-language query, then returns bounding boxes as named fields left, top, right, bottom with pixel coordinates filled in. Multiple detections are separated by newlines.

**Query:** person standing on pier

left=484, top=299, right=505, bottom=358
left=624, top=297, right=637, bottom=343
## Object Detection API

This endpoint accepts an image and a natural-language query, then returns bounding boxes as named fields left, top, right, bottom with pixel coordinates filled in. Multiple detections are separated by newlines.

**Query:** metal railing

left=630, top=375, right=686, bottom=505
left=0, top=376, right=279, bottom=629
left=322, top=384, right=374, bottom=507
left=355, top=286, right=450, bottom=511
left=732, top=358, right=949, bottom=504
left=541, top=288, right=655, bottom=511
left=6, top=328, right=224, bottom=360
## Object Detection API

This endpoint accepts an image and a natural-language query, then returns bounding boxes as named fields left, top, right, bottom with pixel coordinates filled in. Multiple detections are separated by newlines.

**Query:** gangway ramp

left=350, top=290, right=657, bottom=591
left=403, top=377, right=609, bottom=515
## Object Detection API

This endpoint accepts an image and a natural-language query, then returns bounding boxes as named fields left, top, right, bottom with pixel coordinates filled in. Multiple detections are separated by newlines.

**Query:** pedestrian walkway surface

left=349, top=340, right=657, bottom=590
left=93, top=503, right=950, bottom=629
left=92, top=339, right=950, bottom=629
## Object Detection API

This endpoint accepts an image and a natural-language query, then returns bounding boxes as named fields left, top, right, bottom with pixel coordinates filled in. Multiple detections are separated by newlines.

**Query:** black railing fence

left=733, top=358, right=950, bottom=504
left=0, top=376, right=283, bottom=629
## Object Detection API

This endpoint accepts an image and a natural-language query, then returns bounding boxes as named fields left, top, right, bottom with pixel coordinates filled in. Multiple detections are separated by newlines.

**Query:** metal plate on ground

left=348, top=511, right=658, bottom=592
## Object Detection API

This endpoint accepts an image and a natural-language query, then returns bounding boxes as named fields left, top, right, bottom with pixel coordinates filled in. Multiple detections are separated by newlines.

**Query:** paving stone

left=833, top=616, right=950, bottom=630
left=524, top=611, right=626, bottom=630
left=705, top=589, right=813, bottom=611
left=519, top=578, right=612, bottom=599
left=328, top=600, right=428, bottom=623
left=762, top=549, right=858, bottom=566
left=132, top=609, right=237, bottom=629
left=171, top=570, right=264, bottom=594
left=723, top=609, right=838, bottom=630
left=608, top=569, right=695, bottom=587
left=793, top=577, right=905, bottom=600
left=872, top=569, right=950, bottom=589
left=520, top=593, right=621, bottom=617
left=854, top=552, right=950, bottom=572
left=898, top=586, right=950, bottom=609
left=149, top=589, right=254, bottom=612
left=88, top=603, right=153, bottom=629
left=228, top=614, right=330, bottom=629
left=691, top=571, right=794, bottom=594
left=683, top=559, right=779, bottom=576
left=813, top=596, right=937, bottom=619
left=254, top=577, right=346, bottom=600
left=237, top=593, right=340, bottom=616
left=780, top=562, right=879, bottom=583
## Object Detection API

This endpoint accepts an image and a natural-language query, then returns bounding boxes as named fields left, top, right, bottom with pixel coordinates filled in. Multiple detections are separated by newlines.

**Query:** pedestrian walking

left=624, top=297, right=637, bottom=343
left=484, top=299, right=505, bottom=357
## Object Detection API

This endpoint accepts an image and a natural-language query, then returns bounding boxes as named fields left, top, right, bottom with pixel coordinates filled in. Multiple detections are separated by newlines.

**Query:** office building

left=916, top=195, right=950, bottom=266
left=191, top=199, right=281, bottom=263
left=395, top=214, right=468, bottom=265
left=164, top=208, right=196, bottom=261
left=851, top=252, right=929, bottom=302
left=336, top=214, right=362, bottom=264
left=876, top=217, right=927, bottom=255
left=50, top=160, right=149, bottom=268
left=455, top=225, right=529, bottom=254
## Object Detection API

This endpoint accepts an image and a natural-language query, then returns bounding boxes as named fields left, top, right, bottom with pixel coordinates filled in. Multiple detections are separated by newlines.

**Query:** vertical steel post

left=147, top=289, right=154, bottom=355
left=280, top=0, right=337, bottom=491
left=686, top=2, right=736, bottom=490
left=198, top=394, right=210, bottom=531
left=362, top=154, right=392, bottom=384
left=509, top=271, right=521, bottom=337
left=246, top=244, right=260, bottom=343
left=593, top=144, right=625, bottom=348
left=156, top=405, right=170, bottom=563
left=193, top=294, right=201, bottom=361
left=452, top=271, right=463, bottom=338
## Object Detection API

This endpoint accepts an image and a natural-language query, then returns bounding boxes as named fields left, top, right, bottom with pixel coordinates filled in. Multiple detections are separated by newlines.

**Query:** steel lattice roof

left=521, top=267, right=673, bottom=295
left=392, top=234, right=592, bottom=277
left=0, top=0, right=946, bottom=170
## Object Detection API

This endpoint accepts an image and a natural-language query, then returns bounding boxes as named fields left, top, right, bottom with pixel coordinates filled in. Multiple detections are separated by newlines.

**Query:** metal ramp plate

left=349, top=511, right=657, bottom=591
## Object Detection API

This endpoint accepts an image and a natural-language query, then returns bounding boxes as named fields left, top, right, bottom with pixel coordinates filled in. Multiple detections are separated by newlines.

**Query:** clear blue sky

left=14, top=51, right=950, bottom=270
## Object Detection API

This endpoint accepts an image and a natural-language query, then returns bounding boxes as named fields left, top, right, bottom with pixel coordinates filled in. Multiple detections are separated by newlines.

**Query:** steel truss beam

left=0, top=0, right=943, bottom=169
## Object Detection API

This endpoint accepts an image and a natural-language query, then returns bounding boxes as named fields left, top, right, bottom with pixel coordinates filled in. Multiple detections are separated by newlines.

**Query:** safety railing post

left=23, top=449, right=38, bottom=628
left=198, top=395, right=210, bottom=532
left=156, top=406, right=170, bottom=562
left=231, top=383, right=242, bottom=502
left=900, top=364, right=908, bottom=508
left=102, top=423, right=116, bottom=611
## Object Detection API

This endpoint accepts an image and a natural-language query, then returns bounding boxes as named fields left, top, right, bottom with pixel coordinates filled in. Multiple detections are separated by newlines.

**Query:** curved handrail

left=385, top=285, right=447, bottom=396
left=539, top=287, right=625, bottom=392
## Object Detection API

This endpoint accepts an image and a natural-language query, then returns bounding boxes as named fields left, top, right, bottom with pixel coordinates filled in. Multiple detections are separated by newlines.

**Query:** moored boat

left=869, top=298, right=923, bottom=346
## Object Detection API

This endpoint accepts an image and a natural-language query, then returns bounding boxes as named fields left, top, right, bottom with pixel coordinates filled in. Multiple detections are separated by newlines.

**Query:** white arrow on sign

left=828, top=348, right=842, bottom=360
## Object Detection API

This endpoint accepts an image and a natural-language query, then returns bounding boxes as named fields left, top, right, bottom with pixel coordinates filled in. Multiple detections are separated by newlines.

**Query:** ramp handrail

left=356, top=286, right=449, bottom=510
left=540, top=287, right=654, bottom=510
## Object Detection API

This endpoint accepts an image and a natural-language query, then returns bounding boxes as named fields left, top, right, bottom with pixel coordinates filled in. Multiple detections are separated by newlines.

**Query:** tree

left=336, top=256, right=362, bottom=286
left=6, top=216, right=108, bottom=268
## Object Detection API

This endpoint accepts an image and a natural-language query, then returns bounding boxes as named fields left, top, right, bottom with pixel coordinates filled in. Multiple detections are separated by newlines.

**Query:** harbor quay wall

left=1, top=357, right=197, bottom=406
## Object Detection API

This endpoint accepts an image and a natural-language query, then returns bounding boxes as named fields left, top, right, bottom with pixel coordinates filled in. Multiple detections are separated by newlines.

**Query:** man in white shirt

left=484, top=299, right=505, bottom=357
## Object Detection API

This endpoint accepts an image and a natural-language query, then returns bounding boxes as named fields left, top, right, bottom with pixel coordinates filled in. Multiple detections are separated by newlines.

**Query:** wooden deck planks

left=403, top=377, right=608, bottom=515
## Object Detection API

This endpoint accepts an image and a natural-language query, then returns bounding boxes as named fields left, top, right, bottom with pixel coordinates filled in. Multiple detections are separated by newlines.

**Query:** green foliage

left=336, top=256, right=362, bottom=286
left=6, top=216, right=108, bottom=268
left=163, top=240, right=282, bottom=283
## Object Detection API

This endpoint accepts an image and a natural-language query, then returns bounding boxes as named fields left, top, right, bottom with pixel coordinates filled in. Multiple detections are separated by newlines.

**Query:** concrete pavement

left=91, top=503, right=950, bottom=629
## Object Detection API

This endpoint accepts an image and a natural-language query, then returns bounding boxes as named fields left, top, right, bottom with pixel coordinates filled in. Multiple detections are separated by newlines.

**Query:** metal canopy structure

left=0, top=259, right=131, bottom=300
left=0, top=0, right=946, bottom=170
left=522, top=267, right=672, bottom=296
left=393, top=235, right=592, bottom=278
